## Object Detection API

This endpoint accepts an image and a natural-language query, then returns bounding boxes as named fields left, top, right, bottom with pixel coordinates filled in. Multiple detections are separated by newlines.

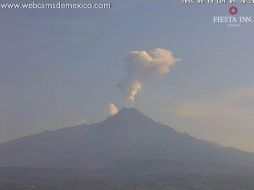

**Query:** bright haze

left=0, top=0, right=253, bottom=152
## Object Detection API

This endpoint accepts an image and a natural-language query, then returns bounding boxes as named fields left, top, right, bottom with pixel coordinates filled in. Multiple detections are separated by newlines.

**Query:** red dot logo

left=229, top=6, right=238, bottom=15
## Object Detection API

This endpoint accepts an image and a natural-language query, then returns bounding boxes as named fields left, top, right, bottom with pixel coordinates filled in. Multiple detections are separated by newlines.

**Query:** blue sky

left=0, top=0, right=254, bottom=151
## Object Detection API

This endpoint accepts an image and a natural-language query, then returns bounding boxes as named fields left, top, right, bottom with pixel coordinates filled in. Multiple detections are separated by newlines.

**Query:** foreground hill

left=0, top=107, right=254, bottom=171
left=1, top=167, right=254, bottom=190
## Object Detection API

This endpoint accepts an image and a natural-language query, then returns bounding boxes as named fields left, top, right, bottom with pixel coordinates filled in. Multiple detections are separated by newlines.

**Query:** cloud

left=235, top=88, right=254, bottom=99
left=117, top=48, right=179, bottom=104
left=107, top=103, right=119, bottom=116
left=172, top=87, right=254, bottom=151
left=74, top=118, right=87, bottom=125
left=175, top=101, right=253, bottom=118
left=175, top=87, right=254, bottom=119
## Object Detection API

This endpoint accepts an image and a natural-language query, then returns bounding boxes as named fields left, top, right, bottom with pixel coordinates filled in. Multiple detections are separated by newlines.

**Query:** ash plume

left=107, top=103, right=119, bottom=116
left=117, top=48, right=178, bottom=105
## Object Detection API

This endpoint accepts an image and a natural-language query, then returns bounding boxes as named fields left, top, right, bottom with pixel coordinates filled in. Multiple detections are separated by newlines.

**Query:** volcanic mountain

left=0, top=107, right=254, bottom=171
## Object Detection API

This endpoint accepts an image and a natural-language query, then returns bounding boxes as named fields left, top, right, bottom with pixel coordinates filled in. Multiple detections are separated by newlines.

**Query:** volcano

left=0, top=107, right=254, bottom=171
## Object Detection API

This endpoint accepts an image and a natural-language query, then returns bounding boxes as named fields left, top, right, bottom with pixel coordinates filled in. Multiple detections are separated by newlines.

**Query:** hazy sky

left=0, top=0, right=254, bottom=151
